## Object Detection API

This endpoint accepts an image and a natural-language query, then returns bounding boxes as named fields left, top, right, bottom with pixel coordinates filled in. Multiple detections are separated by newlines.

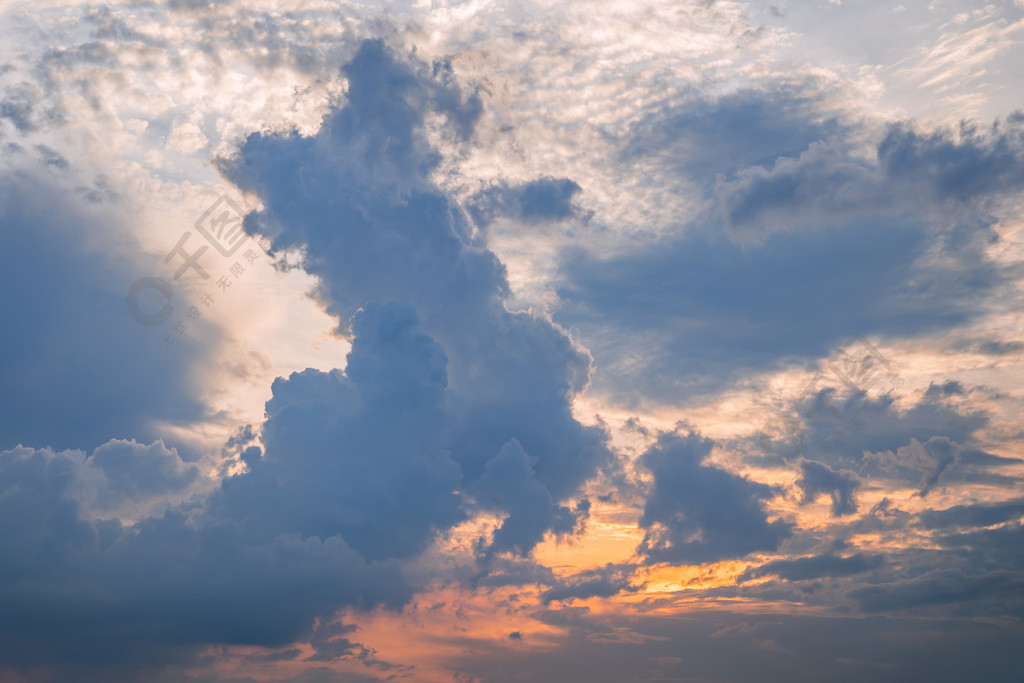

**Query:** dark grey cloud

left=848, top=568, right=1024, bottom=615
left=878, top=119, right=1024, bottom=203
left=211, top=301, right=464, bottom=563
left=468, top=176, right=585, bottom=227
left=556, top=94, right=1021, bottom=405
left=718, top=117, right=1024, bottom=240
left=797, top=460, right=859, bottom=516
left=923, top=379, right=966, bottom=399
left=0, top=38, right=620, bottom=678
left=741, top=551, right=885, bottom=582
left=540, top=563, right=640, bottom=604
left=917, top=498, right=1024, bottom=531
left=473, top=439, right=590, bottom=557
left=756, top=384, right=998, bottom=494
left=220, top=39, right=609, bottom=558
left=0, top=437, right=409, bottom=680
left=0, top=39, right=610, bottom=678
left=974, top=340, right=1024, bottom=355
left=557, top=212, right=1000, bottom=403
left=623, top=83, right=846, bottom=181
left=637, top=430, right=792, bottom=564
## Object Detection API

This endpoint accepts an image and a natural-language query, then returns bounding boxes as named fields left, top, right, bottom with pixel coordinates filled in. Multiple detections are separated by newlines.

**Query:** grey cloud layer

left=557, top=91, right=1023, bottom=404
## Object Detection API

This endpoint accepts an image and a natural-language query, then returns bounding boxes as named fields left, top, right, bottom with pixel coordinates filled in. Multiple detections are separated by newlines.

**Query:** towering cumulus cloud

left=221, top=39, right=607, bottom=557
left=0, top=40, right=607, bottom=679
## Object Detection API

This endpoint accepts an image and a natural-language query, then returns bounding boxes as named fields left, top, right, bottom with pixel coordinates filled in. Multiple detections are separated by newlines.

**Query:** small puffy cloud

left=468, top=176, right=585, bottom=227
left=797, top=460, right=860, bottom=516
left=166, top=112, right=208, bottom=155
left=540, top=563, right=640, bottom=604
left=0, top=81, right=62, bottom=132
left=637, top=431, right=792, bottom=565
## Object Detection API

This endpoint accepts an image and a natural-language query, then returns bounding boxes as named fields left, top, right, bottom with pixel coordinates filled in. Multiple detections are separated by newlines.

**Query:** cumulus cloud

left=220, top=39, right=609, bottom=558
left=468, top=176, right=586, bottom=227
left=637, top=430, right=792, bottom=565
left=797, top=460, right=859, bottom=516
left=0, top=433, right=410, bottom=677
left=211, top=301, right=464, bottom=563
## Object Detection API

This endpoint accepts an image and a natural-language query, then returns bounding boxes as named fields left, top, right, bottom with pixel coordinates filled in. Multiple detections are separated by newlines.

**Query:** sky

left=0, top=0, right=1023, bottom=681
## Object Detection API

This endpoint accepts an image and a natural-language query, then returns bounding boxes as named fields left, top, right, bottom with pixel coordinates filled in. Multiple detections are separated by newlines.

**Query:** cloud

left=917, top=498, right=1024, bottom=530
left=848, top=568, right=1024, bottom=614
left=0, top=489, right=405, bottom=678
left=758, top=383, right=992, bottom=479
left=0, top=169, right=211, bottom=453
left=0, top=40, right=605, bottom=676
left=474, top=439, right=590, bottom=557
left=0, top=81, right=62, bottom=132
left=556, top=92, right=1021, bottom=405
left=637, top=430, right=792, bottom=564
left=741, top=552, right=885, bottom=582
left=447, top=607, right=1024, bottom=683
left=468, top=176, right=585, bottom=227
left=0, top=37, right=620, bottom=676
left=622, top=84, right=846, bottom=182
left=212, top=301, right=464, bottom=563
left=973, top=340, right=1024, bottom=355
left=540, top=563, right=640, bottom=604
left=877, top=119, right=1024, bottom=201
left=0, top=438, right=410, bottom=678
left=220, top=39, right=609, bottom=557
left=797, top=460, right=859, bottom=516
left=2, top=2, right=1023, bottom=680
left=86, top=438, right=199, bottom=511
